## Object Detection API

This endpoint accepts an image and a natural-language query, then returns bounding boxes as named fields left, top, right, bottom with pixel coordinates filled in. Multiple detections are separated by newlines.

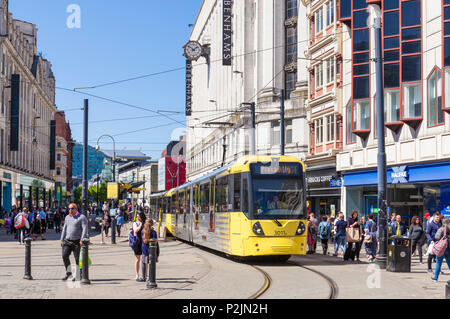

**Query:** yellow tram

left=149, top=155, right=308, bottom=259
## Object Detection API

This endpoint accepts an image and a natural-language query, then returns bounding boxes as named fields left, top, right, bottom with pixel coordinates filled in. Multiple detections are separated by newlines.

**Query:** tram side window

left=234, top=173, right=241, bottom=211
left=173, top=193, right=180, bottom=214
left=200, top=182, right=210, bottom=214
left=186, top=189, right=191, bottom=214
left=242, top=175, right=249, bottom=216
left=179, top=190, right=185, bottom=215
left=215, top=177, right=229, bottom=212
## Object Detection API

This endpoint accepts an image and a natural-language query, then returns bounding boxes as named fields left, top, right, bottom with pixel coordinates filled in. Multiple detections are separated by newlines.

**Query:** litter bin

left=387, top=236, right=411, bottom=272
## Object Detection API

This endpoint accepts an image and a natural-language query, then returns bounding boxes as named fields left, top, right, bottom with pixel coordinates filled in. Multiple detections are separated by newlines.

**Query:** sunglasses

left=69, top=207, right=76, bottom=210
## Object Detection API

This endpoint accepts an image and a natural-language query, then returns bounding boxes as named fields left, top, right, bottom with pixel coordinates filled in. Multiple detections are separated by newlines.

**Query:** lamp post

left=96, top=134, right=116, bottom=244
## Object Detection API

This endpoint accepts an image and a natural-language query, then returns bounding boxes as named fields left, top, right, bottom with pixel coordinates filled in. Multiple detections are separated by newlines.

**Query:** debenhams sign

left=223, top=0, right=232, bottom=66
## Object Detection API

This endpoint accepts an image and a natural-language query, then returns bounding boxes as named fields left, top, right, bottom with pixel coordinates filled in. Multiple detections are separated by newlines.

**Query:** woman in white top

left=132, top=212, right=146, bottom=281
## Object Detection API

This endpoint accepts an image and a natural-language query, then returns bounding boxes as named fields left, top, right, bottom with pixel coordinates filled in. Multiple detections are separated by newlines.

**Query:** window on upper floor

left=56, top=167, right=61, bottom=176
left=286, top=119, right=293, bottom=144
left=384, top=89, right=401, bottom=123
left=286, top=0, right=298, bottom=19
left=353, top=100, right=370, bottom=131
left=326, top=58, right=335, bottom=84
left=427, top=68, right=444, bottom=127
left=326, top=115, right=335, bottom=142
left=326, top=0, right=335, bottom=26
left=271, top=121, right=280, bottom=146
left=315, top=8, right=324, bottom=34
left=315, top=118, right=323, bottom=144
left=315, top=63, right=323, bottom=88
left=339, top=0, right=351, bottom=20
left=57, top=153, right=61, bottom=162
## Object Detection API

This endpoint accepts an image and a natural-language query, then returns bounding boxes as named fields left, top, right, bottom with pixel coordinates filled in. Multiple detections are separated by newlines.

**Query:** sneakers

left=62, top=273, right=72, bottom=281
left=428, top=269, right=433, bottom=273
left=431, top=277, right=438, bottom=282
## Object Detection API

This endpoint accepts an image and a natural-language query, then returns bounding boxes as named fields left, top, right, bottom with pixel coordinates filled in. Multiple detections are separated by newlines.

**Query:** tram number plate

left=274, top=230, right=287, bottom=236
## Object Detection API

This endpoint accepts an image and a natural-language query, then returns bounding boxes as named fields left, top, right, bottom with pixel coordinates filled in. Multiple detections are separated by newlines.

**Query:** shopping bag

left=346, top=227, right=360, bottom=243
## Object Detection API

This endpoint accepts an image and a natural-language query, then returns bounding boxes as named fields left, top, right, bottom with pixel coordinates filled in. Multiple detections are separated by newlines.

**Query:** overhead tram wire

left=65, top=30, right=354, bottom=91
left=55, top=86, right=186, bottom=127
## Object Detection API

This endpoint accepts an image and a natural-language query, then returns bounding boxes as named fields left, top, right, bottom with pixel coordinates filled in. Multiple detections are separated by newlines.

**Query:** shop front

left=343, top=161, right=450, bottom=225
left=306, top=166, right=341, bottom=218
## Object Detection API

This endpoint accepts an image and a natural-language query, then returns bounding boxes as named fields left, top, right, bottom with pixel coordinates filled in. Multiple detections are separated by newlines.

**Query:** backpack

left=14, top=214, right=25, bottom=229
left=432, top=228, right=448, bottom=257
left=319, top=222, right=329, bottom=238
left=129, top=228, right=137, bottom=248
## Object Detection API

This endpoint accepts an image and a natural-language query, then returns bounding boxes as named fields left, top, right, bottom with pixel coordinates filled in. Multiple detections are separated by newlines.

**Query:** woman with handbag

left=431, top=219, right=450, bottom=282
left=409, top=216, right=425, bottom=264
left=344, top=210, right=363, bottom=263
left=364, top=214, right=378, bottom=262
left=132, top=212, right=146, bottom=281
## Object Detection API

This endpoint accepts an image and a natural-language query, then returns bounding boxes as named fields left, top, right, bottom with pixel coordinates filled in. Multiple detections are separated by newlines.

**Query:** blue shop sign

left=390, top=166, right=408, bottom=184
left=330, top=178, right=343, bottom=188
left=343, top=161, right=450, bottom=187
left=442, top=206, right=450, bottom=219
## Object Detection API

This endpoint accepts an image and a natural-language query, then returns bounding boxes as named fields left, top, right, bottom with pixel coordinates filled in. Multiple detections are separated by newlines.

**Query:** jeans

left=62, top=240, right=81, bottom=276
left=334, top=235, right=346, bottom=255
left=116, top=225, right=122, bottom=237
left=433, top=247, right=450, bottom=280
left=411, top=239, right=424, bottom=263
left=321, top=238, right=329, bottom=254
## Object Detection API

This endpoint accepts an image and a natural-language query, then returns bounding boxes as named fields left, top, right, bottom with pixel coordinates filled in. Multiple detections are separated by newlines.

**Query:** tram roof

left=164, top=155, right=304, bottom=196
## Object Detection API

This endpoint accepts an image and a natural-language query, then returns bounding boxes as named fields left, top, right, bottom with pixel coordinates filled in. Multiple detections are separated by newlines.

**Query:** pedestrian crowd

left=306, top=210, right=450, bottom=282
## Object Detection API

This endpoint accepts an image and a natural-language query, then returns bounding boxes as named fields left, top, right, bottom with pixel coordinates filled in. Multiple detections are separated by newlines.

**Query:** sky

left=9, top=0, right=203, bottom=161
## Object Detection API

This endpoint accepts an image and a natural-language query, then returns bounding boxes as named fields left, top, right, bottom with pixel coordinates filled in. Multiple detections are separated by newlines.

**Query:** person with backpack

left=364, top=214, right=378, bottom=262
left=141, top=218, right=160, bottom=282
left=426, top=213, right=442, bottom=273
left=333, top=212, right=347, bottom=257
left=14, top=208, right=30, bottom=244
left=431, top=219, right=450, bottom=282
left=318, top=216, right=332, bottom=255
left=131, top=212, right=146, bottom=281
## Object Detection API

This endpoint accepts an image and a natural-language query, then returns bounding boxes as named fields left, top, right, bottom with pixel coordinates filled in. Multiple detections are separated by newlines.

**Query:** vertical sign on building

left=50, top=120, right=56, bottom=169
left=223, top=0, right=232, bottom=66
left=10, top=74, right=20, bottom=151
left=186, top=59, right=192, bottom=116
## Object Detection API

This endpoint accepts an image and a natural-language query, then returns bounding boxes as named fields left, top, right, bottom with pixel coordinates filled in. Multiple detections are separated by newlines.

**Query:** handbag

left=364, top=233, right=373, bottom=244
left=432, top=229, right=448, bottom=258
left=346, top=227, right=360, bottom=243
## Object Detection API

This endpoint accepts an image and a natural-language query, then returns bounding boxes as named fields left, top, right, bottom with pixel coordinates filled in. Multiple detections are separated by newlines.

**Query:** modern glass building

left=72, top=143, right=106, bottom=183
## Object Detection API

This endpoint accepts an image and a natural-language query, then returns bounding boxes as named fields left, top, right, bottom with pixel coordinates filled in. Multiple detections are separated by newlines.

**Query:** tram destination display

left=250, top=162, right=301, bottom=177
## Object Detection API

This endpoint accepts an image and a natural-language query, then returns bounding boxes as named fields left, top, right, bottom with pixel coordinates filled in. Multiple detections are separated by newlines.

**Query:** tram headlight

left=252, top=222, right=265, bottom=236
left=296, top=222, right=306, bottom=236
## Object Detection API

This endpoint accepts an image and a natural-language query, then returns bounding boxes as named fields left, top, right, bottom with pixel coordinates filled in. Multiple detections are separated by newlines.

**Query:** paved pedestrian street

left=0, top=226, right=448, bottom=299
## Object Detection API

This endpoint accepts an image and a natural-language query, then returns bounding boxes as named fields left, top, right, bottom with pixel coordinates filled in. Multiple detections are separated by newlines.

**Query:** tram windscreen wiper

left=273, top=219, right=282, bottom=227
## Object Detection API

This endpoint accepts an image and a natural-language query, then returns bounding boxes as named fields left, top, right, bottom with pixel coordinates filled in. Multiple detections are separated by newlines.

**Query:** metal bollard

left=446, top=281, right=450, bottom=299
left=111, top=216, right=116, bottom=244
left=24, top=238, right=33, bottom=280
left=81, top=238, right=91, bottom=285
left=147, top=239, right=157, bottom=289
left=101, top=221, right=105, bottom=245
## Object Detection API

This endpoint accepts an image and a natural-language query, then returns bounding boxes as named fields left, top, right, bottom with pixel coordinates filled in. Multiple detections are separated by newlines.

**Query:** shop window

left=402, top=82, right=422, bottom=118
left=315, top=118, right=324, bottom=144
left=385, top=90, right=401, bottom=123
left=427, top=68, right=444, bottom=127
left=353, top=100, right=370, bottom=131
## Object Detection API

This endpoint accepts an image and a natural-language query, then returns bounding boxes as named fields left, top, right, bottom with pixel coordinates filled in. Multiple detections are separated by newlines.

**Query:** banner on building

left=10, top=74, right=20, bottom=151
left=186, top=59, right=192, bottom=116
left=50, top=120, right=56, bottom=170
left=222, top=0, right=232, bottom=65
left=107, top=183, right=119, bottom=199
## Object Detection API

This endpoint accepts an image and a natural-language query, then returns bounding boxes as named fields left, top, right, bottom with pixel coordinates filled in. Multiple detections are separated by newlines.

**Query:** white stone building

left=0, top=1, right=57, bottom=211
left=186, top=0, right=310, bottom=181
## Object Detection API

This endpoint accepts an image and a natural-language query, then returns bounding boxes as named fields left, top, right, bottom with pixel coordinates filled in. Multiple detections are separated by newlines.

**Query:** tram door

left=193, top=185, right=199, bottom=230
left=209, top=179, right=215, bottom=232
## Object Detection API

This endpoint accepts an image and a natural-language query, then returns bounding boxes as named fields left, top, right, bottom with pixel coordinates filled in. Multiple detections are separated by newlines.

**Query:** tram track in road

left=248, top=265, right=272, bottom=299
left=286, top=260, right=338, bottom=299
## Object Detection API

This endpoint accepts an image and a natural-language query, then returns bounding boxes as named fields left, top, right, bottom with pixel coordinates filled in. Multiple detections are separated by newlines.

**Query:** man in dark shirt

left=60, top=203, right=88, bottom=281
